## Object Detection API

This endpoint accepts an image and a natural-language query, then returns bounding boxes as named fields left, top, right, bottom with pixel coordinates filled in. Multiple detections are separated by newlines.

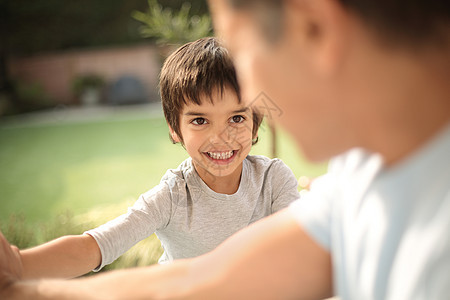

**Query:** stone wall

left=7, top=44, right=161, bottom=105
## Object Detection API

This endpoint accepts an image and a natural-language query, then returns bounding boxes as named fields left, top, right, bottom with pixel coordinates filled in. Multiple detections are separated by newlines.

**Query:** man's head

left=160, top=37, right=262, bottom=144
left=209, top=0, right=450, bottom=163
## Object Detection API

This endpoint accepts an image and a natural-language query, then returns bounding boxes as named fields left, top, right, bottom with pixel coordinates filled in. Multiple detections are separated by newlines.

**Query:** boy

left=2, top=0, right=448, bottom=299
left=8, top=37, right=300, bottom=279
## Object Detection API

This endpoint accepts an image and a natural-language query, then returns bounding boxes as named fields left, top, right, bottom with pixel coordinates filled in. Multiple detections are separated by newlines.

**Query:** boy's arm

left=20, top=234, right=101, bottom=279
left=1, top=209, right=333, bottom=299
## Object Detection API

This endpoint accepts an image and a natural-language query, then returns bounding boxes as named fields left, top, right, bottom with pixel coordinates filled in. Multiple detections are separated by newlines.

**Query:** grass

left=0, top=108, right=326, bottom=269
left=0, top=116, right=186, bottom=221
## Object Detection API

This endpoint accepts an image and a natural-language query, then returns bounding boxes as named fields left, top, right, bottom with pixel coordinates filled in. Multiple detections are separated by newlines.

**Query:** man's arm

left=191, top=207, right=333, bottom=299
left=1, top=208, right=333, bottom=299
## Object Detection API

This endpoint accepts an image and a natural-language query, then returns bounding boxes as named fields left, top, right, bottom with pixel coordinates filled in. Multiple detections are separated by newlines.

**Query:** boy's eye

left=230, top=115, right=245, bottom=124
left=191, top=117, right=207, bottom=125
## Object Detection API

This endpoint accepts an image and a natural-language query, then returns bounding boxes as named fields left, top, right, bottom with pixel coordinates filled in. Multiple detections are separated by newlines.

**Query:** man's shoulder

left=328, top=148, right=382, bottom=177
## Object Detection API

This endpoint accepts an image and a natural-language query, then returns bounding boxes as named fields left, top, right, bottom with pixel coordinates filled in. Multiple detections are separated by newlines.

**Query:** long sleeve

left=85, top=182, right=174, bottom=271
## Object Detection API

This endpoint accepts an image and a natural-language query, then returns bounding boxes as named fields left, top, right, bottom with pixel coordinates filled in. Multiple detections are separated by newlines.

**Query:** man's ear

left=168, top=126, right=181, bottom=143
left=284, top=0, right=351, bottom=76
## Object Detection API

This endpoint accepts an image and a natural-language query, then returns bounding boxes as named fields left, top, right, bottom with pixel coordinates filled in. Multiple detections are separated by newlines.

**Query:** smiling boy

left=160, top=39, right=260, bottom=194
left=6, top=37, right=300, bottom=279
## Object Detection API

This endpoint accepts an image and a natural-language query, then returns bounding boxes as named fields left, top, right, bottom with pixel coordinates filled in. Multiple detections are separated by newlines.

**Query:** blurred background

left=0, top=0, right=326, bottom=273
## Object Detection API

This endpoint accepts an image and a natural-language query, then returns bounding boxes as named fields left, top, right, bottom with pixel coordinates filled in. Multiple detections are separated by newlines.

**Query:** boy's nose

left=209, top=124, right=234, bottom=145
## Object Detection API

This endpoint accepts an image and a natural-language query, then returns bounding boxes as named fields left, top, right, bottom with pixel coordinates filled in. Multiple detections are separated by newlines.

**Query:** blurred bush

left=72, top=73, right=106, bottom=106
left=72, top=74, right=105, bottom=96
left=12, top=80, right=54, bottom=114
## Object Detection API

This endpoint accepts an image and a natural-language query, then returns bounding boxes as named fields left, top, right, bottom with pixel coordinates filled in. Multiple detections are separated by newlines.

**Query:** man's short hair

left=228, top=0, right=450, bottom=46
left=160, top=37, right=262, bottom=144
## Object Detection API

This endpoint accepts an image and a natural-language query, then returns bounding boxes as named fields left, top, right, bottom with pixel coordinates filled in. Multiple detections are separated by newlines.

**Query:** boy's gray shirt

left=86, top=155, right=300, bottom=270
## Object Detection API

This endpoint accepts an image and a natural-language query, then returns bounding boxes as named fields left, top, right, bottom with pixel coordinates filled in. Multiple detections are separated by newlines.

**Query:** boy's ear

left=169, top=126, right=181, bottom=143
left=252, top=130, right=259, bottom=144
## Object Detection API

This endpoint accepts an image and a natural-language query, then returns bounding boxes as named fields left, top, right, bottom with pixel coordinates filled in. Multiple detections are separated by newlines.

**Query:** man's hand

left=0, top=231, right=23, bottom=292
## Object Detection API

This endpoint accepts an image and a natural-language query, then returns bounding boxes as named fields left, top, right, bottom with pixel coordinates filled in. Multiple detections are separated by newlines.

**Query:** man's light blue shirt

left=290, top=124, right=450, bottom=300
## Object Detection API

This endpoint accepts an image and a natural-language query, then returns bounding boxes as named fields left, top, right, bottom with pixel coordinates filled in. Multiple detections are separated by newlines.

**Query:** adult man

left=1, top=0, right=449, bottom=299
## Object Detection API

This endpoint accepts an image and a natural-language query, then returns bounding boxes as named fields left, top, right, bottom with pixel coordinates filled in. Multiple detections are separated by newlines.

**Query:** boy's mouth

left=206, top=150, right=234, bottom=160
left=203, top=150, right=238, bottom=163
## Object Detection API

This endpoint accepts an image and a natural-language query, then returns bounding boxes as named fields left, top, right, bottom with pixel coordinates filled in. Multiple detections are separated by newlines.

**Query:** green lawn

left=0, top=111, right=326, bottom=223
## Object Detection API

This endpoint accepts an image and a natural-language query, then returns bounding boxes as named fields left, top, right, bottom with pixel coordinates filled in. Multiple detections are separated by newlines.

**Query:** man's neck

left=367, top=50, right=450, bottom=166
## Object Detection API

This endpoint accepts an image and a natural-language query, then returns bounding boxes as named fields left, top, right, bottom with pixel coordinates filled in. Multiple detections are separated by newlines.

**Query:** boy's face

left=174, top=87, right=254, bottom=183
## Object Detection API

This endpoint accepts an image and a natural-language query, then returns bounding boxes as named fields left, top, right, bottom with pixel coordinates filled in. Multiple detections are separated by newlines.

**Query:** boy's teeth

left=207, top=150, right=234, bottom=160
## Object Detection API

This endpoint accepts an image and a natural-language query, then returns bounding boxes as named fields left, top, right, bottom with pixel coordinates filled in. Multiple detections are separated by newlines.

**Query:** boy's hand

left=0, top=231, right=23, bottom=293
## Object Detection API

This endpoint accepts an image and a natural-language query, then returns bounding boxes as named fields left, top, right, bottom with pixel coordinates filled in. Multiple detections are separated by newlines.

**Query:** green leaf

left=132, top=0, right=212, bottom=46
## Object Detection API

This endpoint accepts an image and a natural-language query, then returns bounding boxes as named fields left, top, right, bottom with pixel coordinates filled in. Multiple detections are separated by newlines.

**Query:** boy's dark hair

left=228, top=0, right=450, bottom=46
left=160, top=37, right=263, bottom=144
